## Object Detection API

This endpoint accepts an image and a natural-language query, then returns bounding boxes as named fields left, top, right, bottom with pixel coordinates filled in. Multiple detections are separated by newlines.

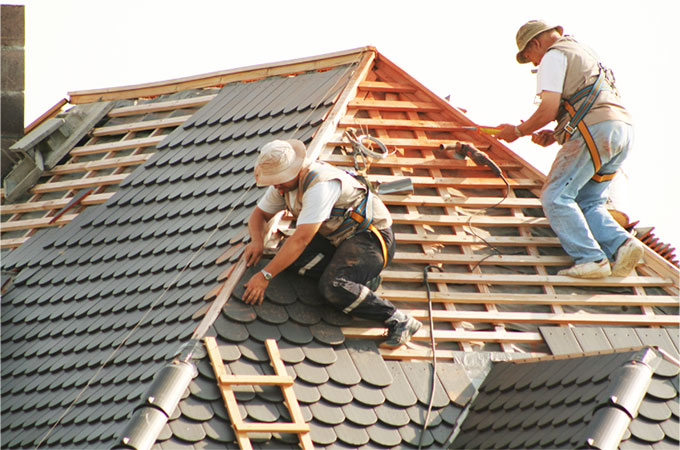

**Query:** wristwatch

left=260, top=269, right=272, bottom=281
left=514, top=126, right=523, bottom=137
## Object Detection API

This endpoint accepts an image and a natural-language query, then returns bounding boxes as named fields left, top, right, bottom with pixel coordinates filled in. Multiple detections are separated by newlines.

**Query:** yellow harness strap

left=345, top=210, right=389, bottom=269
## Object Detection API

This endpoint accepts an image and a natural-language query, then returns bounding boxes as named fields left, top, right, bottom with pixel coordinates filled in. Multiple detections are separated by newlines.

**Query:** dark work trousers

left=288, top=227, right=398, bottom=323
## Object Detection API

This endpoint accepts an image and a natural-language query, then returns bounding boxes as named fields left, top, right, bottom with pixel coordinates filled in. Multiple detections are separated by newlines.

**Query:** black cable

left=465, top=172, right=510, bottom=271
left=418, top=264, right=443, bottom=450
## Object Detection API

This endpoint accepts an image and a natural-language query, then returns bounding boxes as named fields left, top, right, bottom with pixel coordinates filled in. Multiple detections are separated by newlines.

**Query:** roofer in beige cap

left=242, top=139, right=422, bottom=347
left=494, top=20, right=644, bottom=279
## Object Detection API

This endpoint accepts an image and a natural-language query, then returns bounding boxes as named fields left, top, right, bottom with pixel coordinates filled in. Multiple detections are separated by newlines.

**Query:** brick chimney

left=1, top=4, right=25, bottom=180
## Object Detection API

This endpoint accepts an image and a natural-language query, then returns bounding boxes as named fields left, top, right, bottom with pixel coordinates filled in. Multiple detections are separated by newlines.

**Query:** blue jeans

left=541, top=120, right=634, bottom=265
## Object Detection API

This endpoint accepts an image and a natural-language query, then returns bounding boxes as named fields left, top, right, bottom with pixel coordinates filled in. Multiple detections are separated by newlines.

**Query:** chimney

left=1, top=4, right=25, bottom=180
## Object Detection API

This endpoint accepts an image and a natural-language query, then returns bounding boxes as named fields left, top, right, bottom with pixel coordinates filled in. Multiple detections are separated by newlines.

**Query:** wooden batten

left=68, top=47, right=372, bottom=104
left=108, top=94, right=217, bottom=117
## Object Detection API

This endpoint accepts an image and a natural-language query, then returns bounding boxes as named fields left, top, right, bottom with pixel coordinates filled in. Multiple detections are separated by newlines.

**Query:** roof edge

left=68, top=46, right=376, bottom=105
left=510, top=346, right=649, bottom=364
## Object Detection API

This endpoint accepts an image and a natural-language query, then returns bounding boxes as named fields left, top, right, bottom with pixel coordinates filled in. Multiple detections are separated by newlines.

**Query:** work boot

left=612, top=238, right=645, bottom=277
left=365, top=275, right=382, bottom=292
left=383, top=314, right=422, bottom=348
left=557, top=259, right=611, bottom=279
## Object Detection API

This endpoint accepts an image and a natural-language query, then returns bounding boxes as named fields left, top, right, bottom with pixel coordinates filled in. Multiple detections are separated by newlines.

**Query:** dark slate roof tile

left=168, top=416, right=207, bottom=443
left=399, top=424, right=434, bottom=448
left=400, top=360, right=450, bottom=407
left=647, top=378, right=677, bottom=400
left=325, top=345, right=361, bottom=387
left=238, top=340, right=269, bottom=363
left=308, top=421, right=337, bottom=446
left=285, top=301, right=321, bottom=326
left=436, top=362, right=476, bottom=407
left=223, top=299, right=257, bottom=323
left=334, top=421, right=369, bottom=447
left=638, top=398, right=673, bottom=422
left=202, top=416, right=236, bottom=443
left=253, top=302, right=289, bottom=325
left=350, top=383, right=385, bottom=407
left=245, top=319, right=282, bottom=343
left=279, top=320, right=314, bottom=345
left=345, top=338, right=393, bottom=388
left=293, top=360, right=329, bottom=385
left=629, top=418, right=666, bottom=444
left=367, top=420, right=403, bottom=447
left=342, top=402, right=377, bottom=427
left=310, top=320, right=345, bottom=346
left=276, top=340, right=306, bottom=364
left=375, top=401, right=411, bottom=428
left=292, top=380, right=321, bottom=404
left=301, top=340, right=337, bottom=365
left=244, top=400, right=281, bottom=423
left=659, top=417, right=679, bottom=441
left=317, top=381, right=353, bottom=406
left=310, top=400, right=346, bottom=426
left=382, top=360, right=418, bottom=408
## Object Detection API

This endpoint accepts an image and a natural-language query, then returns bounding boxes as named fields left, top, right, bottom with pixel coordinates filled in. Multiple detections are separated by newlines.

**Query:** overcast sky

left=13, top=0, right=680, bottom=251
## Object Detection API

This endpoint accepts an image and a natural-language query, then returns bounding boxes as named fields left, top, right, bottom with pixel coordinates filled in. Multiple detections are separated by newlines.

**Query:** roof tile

left=334, top=421, right=369, bottom=447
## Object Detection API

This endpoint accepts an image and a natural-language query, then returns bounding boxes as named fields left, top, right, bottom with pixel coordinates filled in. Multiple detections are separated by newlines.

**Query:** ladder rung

left=219, top=374, right=294, bottom=386
left=235, top=422, right=310, bottom=433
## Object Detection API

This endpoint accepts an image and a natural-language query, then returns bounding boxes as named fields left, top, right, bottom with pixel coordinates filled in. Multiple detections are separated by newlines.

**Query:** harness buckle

left=564, top=123, right=577, bottom=135
left=343, top=207, right=354, bottom=219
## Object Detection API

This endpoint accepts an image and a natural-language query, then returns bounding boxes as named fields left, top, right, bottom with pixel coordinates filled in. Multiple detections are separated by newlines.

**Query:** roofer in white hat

left=494, top=20, right=644, bottom=279
left=242, top=139, right=422, bottom=347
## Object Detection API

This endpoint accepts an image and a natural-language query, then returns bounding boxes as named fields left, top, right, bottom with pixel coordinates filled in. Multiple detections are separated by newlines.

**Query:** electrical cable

left=418, top=264, right=443, bottom=450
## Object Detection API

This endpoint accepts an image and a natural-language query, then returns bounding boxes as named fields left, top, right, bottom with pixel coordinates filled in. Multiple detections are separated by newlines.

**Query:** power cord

left=419, top=264, right=443, bottom=450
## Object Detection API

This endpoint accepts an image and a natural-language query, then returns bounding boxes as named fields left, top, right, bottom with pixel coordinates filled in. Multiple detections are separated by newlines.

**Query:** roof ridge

left=510, top=345, right=651, bottom=364
left=68, top=47, right=375, bottom=105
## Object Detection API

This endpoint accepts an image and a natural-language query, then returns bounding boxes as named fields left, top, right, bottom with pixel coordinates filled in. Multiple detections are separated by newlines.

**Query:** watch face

left=262, top=270, right=272, bottom=280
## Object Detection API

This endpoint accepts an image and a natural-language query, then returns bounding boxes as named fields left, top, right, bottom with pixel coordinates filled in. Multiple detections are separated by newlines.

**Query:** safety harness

left=299, top=168, right=389, bottom=268
left=561, top=64, right=617, bottom=183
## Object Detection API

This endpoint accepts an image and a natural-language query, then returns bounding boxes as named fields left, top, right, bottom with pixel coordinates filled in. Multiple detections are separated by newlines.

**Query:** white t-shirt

left=536, top=49, right=568, bottom=95
left=257, top=179, right=342, bottom=225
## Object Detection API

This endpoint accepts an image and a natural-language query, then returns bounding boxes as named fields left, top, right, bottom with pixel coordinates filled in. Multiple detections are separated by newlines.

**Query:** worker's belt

left=304, top=167, right=388, bottom=268
left=562, top=68, right=616, bottom=183
left=329, top=195, right=388, bottom=269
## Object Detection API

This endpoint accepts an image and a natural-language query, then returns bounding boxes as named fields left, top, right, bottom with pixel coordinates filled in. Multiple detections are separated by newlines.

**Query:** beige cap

left=515, top=20, right=563, bottom=64
left=254, top=139, right=308, bottom=186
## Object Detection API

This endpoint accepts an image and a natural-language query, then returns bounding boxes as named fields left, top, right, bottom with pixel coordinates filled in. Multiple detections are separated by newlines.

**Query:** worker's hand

left=531, top=129, right=556, bottom=147
left=243, top=241, right=264, bottom=267
left=494, top=124, right=520, bottom=143
left=242, top=272, right=268, bottom=305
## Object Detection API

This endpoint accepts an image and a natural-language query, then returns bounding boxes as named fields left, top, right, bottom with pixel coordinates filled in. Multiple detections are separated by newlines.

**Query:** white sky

left=12, top=0, right=680, bottom=251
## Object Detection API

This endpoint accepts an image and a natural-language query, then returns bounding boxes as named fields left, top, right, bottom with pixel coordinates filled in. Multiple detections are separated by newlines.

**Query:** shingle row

left=159, top=268, right=469, bottom=449
left=2, top=66, right=350, bottom=449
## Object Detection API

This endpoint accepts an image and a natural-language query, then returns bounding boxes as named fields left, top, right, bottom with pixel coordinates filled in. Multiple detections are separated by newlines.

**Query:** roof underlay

left=1, top=47, right=678, bottom=449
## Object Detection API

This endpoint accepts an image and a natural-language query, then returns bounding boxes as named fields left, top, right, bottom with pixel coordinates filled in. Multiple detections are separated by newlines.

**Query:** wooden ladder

left=204, top=336, right=313, bottom=450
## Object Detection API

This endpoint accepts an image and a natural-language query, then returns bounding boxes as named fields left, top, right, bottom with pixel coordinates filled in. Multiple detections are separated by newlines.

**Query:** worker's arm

left=243, top=206, right=275, bottom=268
left=495, top=91, right=562, bottom=144
left=242, top=221, right=323, bottom=305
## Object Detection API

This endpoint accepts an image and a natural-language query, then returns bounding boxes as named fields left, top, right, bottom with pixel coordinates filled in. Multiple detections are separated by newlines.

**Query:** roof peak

left=68, top=46, right=377, bottom=104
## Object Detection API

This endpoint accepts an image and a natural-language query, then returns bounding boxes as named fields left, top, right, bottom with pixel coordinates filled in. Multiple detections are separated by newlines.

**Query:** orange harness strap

left=562, top=100, right=617, bottom=183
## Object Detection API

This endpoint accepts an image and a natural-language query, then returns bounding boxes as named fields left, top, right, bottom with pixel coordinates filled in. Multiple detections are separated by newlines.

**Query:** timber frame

left=2, top=47, right=678, bottom=357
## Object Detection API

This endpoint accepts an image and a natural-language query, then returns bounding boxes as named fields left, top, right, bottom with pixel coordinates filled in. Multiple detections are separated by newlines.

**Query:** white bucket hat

left=254, top=139, right=308, bottom=186
left=515, top=20, right=563, bottom=64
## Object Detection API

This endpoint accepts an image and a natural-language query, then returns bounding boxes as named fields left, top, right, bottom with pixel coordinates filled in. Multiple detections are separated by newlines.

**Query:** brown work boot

left=612, top=238, right=644, bottom=277
left=557, top=259, right=611, bottom=279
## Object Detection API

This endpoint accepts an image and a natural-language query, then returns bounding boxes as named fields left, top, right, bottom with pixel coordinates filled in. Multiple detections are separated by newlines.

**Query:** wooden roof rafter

left=1, top=91, right=217, bottom=250
left=319, top=51, right=679, bottom=357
